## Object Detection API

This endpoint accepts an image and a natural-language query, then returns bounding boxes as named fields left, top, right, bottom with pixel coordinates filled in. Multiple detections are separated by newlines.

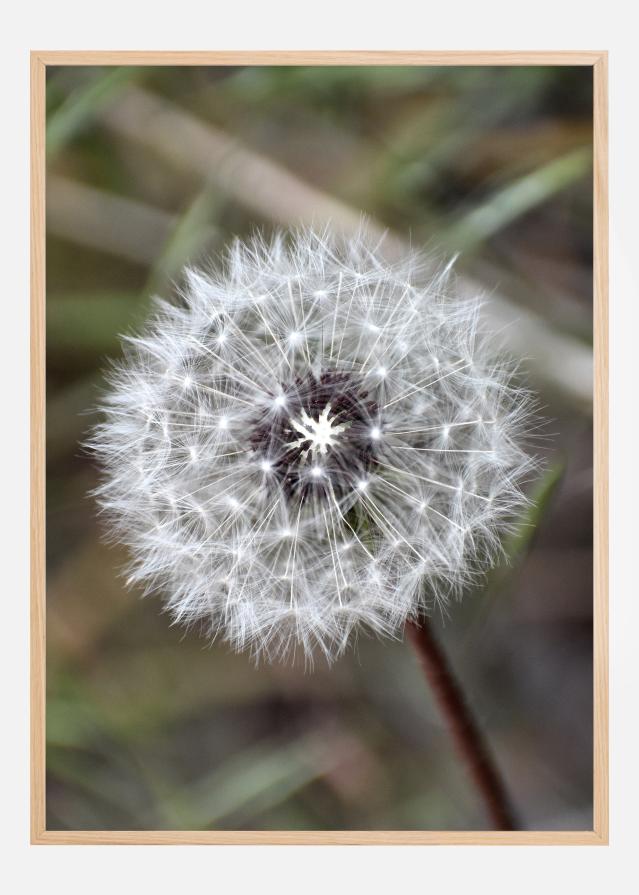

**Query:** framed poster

left=31, top=51, right=608, bottom=844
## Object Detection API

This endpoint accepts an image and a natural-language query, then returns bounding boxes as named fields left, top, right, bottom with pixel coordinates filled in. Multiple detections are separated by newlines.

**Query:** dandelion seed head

left=89, top=226, right=540, bottom=663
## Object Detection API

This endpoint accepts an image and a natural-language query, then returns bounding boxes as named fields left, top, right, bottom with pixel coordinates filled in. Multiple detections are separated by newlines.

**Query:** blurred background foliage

left=46, top=65, right=594, bottom=831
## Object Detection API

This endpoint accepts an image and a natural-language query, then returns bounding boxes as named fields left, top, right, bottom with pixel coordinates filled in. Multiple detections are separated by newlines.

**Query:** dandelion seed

left=89, top=227, right=539, bottom=662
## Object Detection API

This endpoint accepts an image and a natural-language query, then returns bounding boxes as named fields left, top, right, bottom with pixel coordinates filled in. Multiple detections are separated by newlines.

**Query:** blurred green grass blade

left=163, top=736, right=331, bottom=829
left=503, top=460, right=565, bottom=560
left=222, top=65, right=441, bottom=105
left=47, top=67, right=141, bottom=157
left=466, top=460, right=565, bottom=622
left=47, top=292, right=144, bottom=358
left=48, top=696, right=109, bottom=749
left=47, top=185, right=221, bottom=363
left=444, top=147, right=592, bottom=251
left=145, top=184, right=222, bottom=294
left=46, top=182, right=222, bottom=457
left=47, top=745, right=132, bottom=818
left=47, top=698, right=182, bottom=829
left=47, top=740, right=158, bottom=828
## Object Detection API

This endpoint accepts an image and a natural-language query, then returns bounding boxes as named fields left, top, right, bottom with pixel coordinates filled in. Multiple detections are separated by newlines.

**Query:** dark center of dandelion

left=249, top=370, right=380, bottom=500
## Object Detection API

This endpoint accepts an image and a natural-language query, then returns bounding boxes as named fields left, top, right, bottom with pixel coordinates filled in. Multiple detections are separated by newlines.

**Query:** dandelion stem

left=407, top=618, right=517, bottom=830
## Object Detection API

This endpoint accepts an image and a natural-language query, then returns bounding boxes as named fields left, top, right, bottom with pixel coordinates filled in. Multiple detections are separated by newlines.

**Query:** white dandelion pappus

left=90, top=228, right=538, bottom=662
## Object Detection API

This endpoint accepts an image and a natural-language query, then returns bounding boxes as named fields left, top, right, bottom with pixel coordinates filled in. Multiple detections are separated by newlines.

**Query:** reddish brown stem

left=407, top=618, right=517, bottom=831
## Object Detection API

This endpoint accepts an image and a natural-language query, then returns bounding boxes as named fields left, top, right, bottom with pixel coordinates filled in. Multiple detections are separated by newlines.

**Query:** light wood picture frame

left=31, top=50, right=608, bottom=845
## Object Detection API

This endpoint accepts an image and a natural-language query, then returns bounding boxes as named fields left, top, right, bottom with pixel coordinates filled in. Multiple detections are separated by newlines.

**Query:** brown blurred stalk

left=407, top=618, right=517, bottom=830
